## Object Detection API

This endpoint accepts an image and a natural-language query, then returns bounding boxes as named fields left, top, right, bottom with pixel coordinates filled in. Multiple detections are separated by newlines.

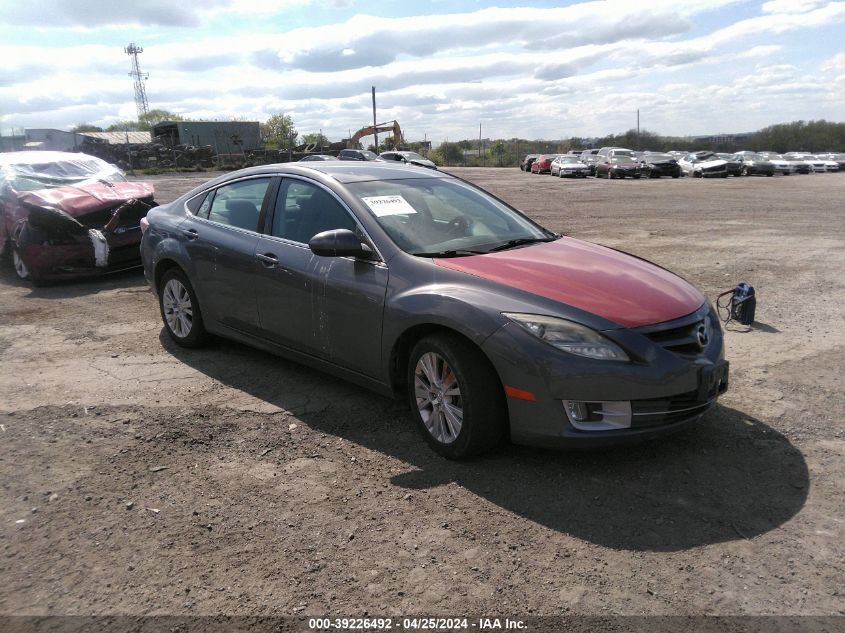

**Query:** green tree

left=138, top=109, right=183, bottom=130
left=489, top=140, right=508, bottom=166
left=262, top=114, right=298, bottom=149
left=302, top=132, right=329, bottom=149
left=72, top=123, right=103, bottom=133
left=105, top=120, right=142, bottom=132
left=437, top=142, right=464, bottom=165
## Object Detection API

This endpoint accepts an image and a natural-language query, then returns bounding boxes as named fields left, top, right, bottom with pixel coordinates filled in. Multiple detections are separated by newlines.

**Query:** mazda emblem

left=696, top=324, right=709, bottom=348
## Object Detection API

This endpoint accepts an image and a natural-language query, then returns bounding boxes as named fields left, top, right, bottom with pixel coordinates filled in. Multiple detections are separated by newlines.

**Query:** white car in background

left=814, top=155, right=840, bottom=172
left=550, top=155, right=590, bottom=178
left=678, top=152, right=728, bottom=178
left=785, top=153, right=827, bottom=173
left=758, top=153, right=796, bottom=175
left=815, top=153, right=845, bottom=170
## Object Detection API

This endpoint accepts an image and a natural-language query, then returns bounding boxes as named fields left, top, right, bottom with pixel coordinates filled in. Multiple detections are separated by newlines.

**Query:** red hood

left=434, top=238, right=704, bottom=328
left=18, top=181, right=155, bottom=218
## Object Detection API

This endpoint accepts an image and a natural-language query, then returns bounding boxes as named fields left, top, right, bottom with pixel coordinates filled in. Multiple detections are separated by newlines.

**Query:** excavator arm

left=348, top=120, right=402, bottom=149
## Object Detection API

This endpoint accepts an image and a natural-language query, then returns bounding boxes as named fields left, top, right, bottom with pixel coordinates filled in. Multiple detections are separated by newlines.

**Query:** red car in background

left=530, top=154, right=558, bottom=174
left=0, top=152, right=156, bottom=285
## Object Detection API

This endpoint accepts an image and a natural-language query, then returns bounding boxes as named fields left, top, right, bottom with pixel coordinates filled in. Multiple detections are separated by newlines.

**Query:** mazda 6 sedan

left=140, top=163, right=728, bottom=459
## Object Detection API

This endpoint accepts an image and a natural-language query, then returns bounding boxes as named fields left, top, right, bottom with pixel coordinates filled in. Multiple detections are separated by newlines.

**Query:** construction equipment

left=346, top=121, right=402, bottom=149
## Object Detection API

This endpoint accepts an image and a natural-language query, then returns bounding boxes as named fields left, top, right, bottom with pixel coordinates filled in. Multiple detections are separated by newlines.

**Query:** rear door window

left=205, top=178, right=272, bottom=232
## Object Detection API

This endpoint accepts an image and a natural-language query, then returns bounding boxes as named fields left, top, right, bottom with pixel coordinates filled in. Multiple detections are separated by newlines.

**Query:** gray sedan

left=141, top=163, right=727, bottom=458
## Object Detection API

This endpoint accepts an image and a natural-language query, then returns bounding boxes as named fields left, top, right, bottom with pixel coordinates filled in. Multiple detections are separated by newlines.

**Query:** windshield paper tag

left=361, top=195, right=418, bottom=217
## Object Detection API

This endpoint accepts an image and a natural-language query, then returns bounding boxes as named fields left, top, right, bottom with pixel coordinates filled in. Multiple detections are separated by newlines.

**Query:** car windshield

left=360, top=151, right=379, bottom=160
left=611, top=156, right=636, bottom=164
left=346, top=177, right=555, bottom=257
left=560, top=156, right=579, bottom=163
left=647, top=154, right=672, bottom=160
left=402, top=152, right=427, bottom=161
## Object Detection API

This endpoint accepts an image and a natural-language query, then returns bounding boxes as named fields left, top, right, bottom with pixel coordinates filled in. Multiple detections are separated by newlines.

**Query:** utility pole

left=125, top=43, right=149, bottom=119
left=371, top=86, right=378, bottom=151
left=479, top=123, right=483, bottom=166
left=636, top=109, right=640, bottom=151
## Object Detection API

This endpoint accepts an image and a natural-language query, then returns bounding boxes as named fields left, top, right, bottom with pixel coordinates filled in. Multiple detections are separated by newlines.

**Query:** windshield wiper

left=487, top=236, right=558, bottom=252
left=412, top=249, right=488, bottom=258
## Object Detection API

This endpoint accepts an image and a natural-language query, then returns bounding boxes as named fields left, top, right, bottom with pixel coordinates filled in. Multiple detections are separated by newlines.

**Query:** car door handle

left=256, top=252, right=279, bottom=267
left=181, top=228, right=199, bottom=240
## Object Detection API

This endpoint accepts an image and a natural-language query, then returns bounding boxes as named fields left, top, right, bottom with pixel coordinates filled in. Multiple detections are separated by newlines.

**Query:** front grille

left=637, top=315, right=706, bottom=356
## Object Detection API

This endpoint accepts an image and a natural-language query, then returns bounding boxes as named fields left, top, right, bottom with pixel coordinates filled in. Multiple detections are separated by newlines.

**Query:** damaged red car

left=0, top=151, right=156, bottom=284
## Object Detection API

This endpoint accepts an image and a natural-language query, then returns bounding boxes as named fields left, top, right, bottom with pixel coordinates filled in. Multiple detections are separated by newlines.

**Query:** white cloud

left=0, top=0, right=310, bottom=28
left=1, top=1, right=843, bottom=140
left=761, top=0, right=830, bottom=13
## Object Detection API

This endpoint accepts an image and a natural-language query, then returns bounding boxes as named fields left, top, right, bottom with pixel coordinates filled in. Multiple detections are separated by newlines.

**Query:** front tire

left=407, top=333, right=506, bottom=459
left=12, top=249, right=29, bottom=280
left=158, top=268, right=209, bottom=348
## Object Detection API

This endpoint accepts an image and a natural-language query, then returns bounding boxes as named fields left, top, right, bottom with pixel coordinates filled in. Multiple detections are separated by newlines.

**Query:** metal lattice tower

left=124, top=43, right=149, bottom=118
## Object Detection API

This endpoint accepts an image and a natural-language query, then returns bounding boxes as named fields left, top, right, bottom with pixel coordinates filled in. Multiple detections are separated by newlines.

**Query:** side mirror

left=309, top=229, right=373, bottom=259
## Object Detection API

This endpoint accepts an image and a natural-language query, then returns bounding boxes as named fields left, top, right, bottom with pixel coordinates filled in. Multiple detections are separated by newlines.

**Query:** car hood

left=18, top=181, right=155, bottom=218
left=690, top=159, right=726, bottom=169
left=434, top=238, right=704, bottom=328
left=408, top=158, right=437, bottom=168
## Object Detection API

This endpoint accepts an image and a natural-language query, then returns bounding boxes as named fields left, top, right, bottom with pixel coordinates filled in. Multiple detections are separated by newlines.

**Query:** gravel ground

left=1, top=168, right=843, bottom=621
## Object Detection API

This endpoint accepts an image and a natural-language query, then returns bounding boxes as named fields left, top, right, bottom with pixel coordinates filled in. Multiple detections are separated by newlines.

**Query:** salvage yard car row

left=521, top=148, right=845, bottom=179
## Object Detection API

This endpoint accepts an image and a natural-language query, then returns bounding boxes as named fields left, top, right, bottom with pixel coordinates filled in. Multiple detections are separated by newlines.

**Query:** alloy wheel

left=12, top=250, right=29, bottom=280
left=414, top=352, right=463, bottom=444
left=162, top=278, right=194, bottom=338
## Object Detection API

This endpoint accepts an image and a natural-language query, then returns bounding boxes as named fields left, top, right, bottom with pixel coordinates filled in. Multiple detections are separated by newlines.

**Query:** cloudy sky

left=1, top=0, right=843, bottom=144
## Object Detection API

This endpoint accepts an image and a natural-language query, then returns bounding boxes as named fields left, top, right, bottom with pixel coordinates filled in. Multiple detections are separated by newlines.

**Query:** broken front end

left=13, top=182, right=157, bottom=283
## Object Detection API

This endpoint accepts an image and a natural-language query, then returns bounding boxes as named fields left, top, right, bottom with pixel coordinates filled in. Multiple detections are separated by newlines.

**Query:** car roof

left=192, top=162, right=450, bottom=188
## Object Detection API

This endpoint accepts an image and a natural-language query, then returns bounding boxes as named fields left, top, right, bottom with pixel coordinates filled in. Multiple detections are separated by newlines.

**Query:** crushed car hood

left=434, top=238, right=704, bottom=328
left=18, top=181, right=155, bottom=218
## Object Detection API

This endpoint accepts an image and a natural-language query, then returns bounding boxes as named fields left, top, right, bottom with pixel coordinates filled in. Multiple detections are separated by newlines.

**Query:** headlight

left=503, top=313, right=629, bottom=361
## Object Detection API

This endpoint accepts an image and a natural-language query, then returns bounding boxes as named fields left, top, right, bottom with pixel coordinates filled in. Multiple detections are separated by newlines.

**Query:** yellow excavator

left=346, top=120, right=402, bottom=149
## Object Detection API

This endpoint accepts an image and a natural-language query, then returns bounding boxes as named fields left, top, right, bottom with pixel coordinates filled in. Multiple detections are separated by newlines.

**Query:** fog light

left=565, top=401, right=590, bottom=422
left=562, top=400, right=632, bottom=431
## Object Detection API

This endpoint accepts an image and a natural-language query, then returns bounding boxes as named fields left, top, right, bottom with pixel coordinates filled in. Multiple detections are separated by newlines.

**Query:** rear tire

left=407, top=333, right=506, bottom=459
left=158, top=268, right=209, bottom=348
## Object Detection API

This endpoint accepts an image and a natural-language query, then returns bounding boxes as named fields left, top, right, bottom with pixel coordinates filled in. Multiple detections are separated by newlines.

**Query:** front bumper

left=481, top=308, right=728, bottom=448
left=560, top=168, right=589, bottom=177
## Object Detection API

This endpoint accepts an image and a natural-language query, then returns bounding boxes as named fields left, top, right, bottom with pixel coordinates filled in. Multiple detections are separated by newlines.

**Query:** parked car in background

left=140, top=162, right=727, bottom=458
left=299, top=155, right=337, bottom=162
left=520, top=154, right=540, bottom=171
left=714, top=154, right=744, bottom=177
left=815, top=153, right=845, bottom=169
left=639, top=152, right=682, bottom=178
left=813, top=156, right=840, bottom=172
left=596, top=147, right=635, bottom=161
left=1, top=151, right=156, bottom=284
left=733, top=153, right=775, bottom=177
left=758, top=153, right=797, bottom=175
left=338, top=149, right=384, bottom=162
left=785, top=153, right=826, bottom=173
left=579, top=149, right=601, bottom=175
left=596, top=156, right=643, bottom=179
left=550, top=155, right=590, bottom=178
left=530, top=154, right=558, bottom=174
left=678, top=152, right=728, bottom=178
left=380, top=151, right=437, bottom=170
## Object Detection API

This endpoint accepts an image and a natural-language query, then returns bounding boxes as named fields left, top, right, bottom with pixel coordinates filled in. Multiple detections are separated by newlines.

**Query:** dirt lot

left=1, top=168, right=843, bottom=621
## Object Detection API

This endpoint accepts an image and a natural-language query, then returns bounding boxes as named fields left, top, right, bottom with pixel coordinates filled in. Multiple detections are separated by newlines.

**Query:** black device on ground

left=717, top=282, right=756, bottom=326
